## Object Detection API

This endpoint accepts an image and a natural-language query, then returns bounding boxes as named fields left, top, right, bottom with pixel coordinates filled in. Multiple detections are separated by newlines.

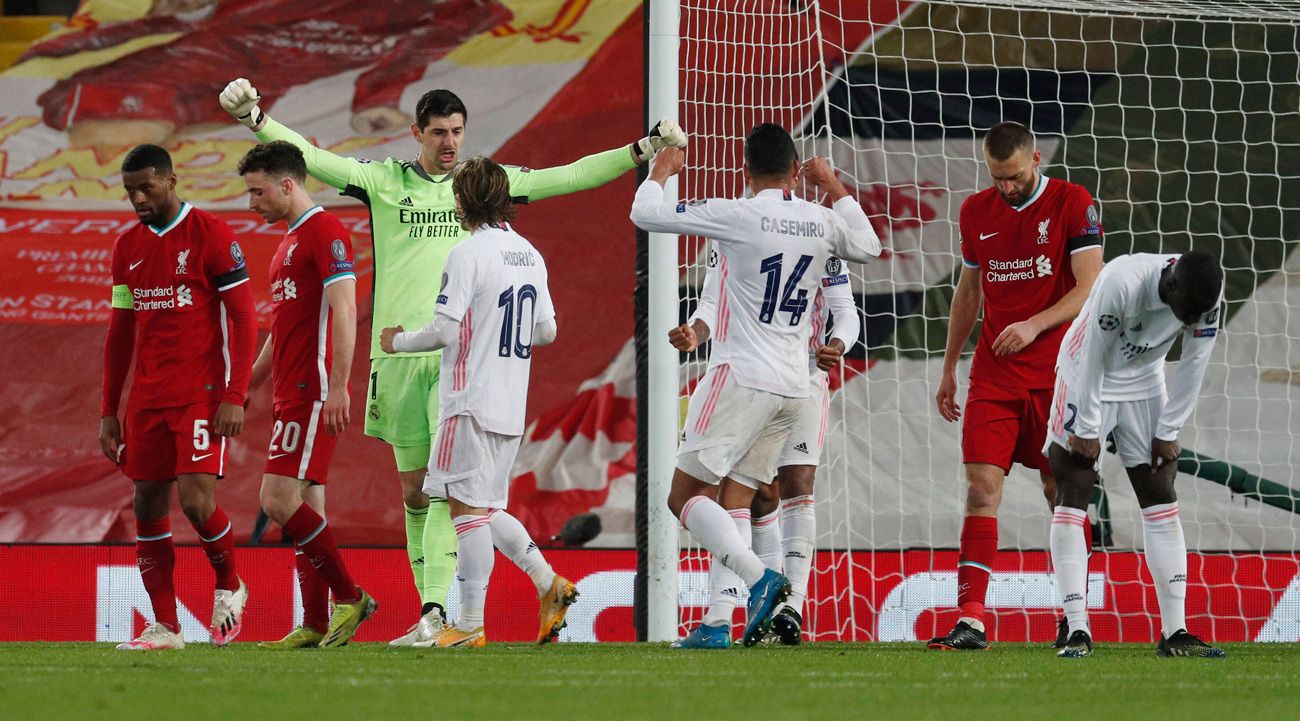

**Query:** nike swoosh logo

left=129, top=260, right=144, bottom=270
left=979, top=232, right=998, bottom=240
left=190, top=453, right=214, bottom=462
left=267, top=452, right=291, bottom=460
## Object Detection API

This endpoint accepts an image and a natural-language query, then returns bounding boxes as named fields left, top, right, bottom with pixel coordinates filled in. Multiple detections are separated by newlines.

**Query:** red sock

left=957, top=515, right=998, bottom=622
left=136, top=518, right=179, bottom=634
left=284, top=504, right=358, bottom=604
left=195, top=507, right=239, bottom=591
left=295, top=549, right=330, bottom=633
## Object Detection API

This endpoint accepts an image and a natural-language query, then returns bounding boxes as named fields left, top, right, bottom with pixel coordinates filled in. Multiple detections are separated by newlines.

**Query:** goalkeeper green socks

left=421, top=497, right=457, bottom=609
left=404, top=503, right=428, bottom=606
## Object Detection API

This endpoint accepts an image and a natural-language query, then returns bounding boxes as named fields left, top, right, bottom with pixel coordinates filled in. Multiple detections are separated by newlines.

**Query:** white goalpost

left=644, top=0, right=1300, bottom=643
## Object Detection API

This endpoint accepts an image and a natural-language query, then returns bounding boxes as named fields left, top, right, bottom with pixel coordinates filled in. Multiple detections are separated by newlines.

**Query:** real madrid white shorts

left=676, top=363, right=803, bottom=488
left=1044, top=374, right=1166, bottom=470
left=424, top=413, right=521, bottom=510
left=775, top=371, right=830, bottom=469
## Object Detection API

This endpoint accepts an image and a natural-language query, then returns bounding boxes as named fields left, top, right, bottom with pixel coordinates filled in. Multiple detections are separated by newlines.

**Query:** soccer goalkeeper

left=221, top=77, right=685, bottom=645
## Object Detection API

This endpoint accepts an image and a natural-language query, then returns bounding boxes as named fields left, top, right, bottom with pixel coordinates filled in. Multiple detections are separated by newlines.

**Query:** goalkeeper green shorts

left=364, top=354, right=441, bottom=470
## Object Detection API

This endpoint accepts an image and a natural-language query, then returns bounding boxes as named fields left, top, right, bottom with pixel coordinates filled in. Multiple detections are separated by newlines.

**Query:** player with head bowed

left=237, top=141, right=376, bottom=649
left=632, top=123, right=882, bottom=646
left=930, top=121, right=1105, bottom=651
left=668, top=239, right=860, bottom=648
left=99, top=144, right=259, bottom=650
left=221, top=77, right=685, bottom=644
left=378, top=156, right=573, bottom=647
left=1047, top=251, right=1225, bottom=658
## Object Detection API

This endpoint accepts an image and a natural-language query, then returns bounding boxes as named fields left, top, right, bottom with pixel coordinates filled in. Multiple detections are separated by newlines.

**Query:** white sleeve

left=1156, top=307, right=1220, bottom=441
left=630, top=179, right=742, bottom=240
left=1071, top=280, right=1128, bottom=439
left=393, top=314, right=459, bottom=353
left=531, top=270, right=557, bottom=347
left=533, top=317, right=558, bottom=347
left=434, top=244, right=476, bottom=322
left=820, top=259, right=859, bottom=350
left=688, top=248, right=720, bottom=333
left=827, top=196, right=882, bottom=264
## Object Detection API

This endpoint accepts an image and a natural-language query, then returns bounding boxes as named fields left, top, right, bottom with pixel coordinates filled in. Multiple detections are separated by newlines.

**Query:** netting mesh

left=671, top=0, right=1300, bottom=642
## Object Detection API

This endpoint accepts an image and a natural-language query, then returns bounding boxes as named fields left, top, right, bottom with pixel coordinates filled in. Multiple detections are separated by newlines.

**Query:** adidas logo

left=399, top=196, right=414, bottom=207
left=1130, top=322, right=1143, bottom=332
left=793, top=442, right=809, bottom=454
left=526, top=542, right=539, bottom=553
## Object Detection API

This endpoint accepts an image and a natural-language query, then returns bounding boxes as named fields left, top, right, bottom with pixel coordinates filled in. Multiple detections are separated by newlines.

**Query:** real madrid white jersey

left=632, top=181, right=880, bottom=397
left=1056, top=253, right=1219, bottom=440
left=433, top=223, right=555, bottom=436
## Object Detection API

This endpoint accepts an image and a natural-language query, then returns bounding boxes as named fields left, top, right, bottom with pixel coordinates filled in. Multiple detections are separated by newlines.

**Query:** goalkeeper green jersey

left=256, top=118, right=637, bottom=358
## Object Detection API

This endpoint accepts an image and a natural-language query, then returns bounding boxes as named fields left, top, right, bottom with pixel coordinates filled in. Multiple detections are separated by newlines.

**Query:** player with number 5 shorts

left=221, top=77, right=687, bottom=645
left=99, top=145, right=258, bottom=651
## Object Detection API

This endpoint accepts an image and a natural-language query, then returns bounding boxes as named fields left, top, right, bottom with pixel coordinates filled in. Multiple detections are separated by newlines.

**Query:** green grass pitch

left=2, top=642, right=1296, bottom=721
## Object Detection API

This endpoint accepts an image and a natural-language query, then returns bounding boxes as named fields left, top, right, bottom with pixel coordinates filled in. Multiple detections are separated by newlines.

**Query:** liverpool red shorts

left=264, top=400, right=338, bottom=483
left=960, top=382, right=1052, bottom=473
left=123, top=402, right=225, bottom=481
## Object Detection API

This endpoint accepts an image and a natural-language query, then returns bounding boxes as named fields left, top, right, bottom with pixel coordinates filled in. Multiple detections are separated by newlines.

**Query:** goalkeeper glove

left=632, top=118, right=687, bottom=163
left=220, top=78, right=266, bottom=130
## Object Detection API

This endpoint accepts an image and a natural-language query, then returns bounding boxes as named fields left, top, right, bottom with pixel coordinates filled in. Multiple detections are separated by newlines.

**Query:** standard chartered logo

left=1036, top=255, right=1053, bottom=276
left=132, top=285, right=193, bottom=310
left=986, top=255, right=1053, bottom=283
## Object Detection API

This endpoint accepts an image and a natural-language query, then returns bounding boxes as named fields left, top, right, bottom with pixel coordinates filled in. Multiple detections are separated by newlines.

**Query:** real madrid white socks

left=452, top=514, right=493, bottom=630
left=780, top=496, right=816, bottom=617
left=680, top=495, right=767, bottom=587
left=1141, top=502, right=1189, bottom=637
left=702, top=509, right=753, bottom=628
left=751, top=509, right=782, bottom=571
left=489, top=509, right=556, bottom=595
left=1051, top=505, right=1090, bottom=635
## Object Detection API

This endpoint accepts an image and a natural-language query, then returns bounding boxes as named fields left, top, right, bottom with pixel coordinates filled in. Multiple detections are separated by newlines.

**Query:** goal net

left=665, top=0, right=1300, bottom=643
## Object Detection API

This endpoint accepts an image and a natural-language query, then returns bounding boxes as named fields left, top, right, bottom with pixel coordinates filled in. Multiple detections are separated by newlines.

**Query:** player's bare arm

left=816, top=338, right=846, bottom=372
left=99, top=415, right=124, bottom=465
left=648, top=146, right=686, bottom=184
left=993, top=247, right=1103, bottom=356
left=937, top=264, right=983, bottom=422
left=322, top=279, right=357, bottom=435
left=668, top=320, right=708, bottom=353
left=799, top=157, right=849, bottom=202
left=1067, top=434, right=1101, bottom=464
left=214, top=402, right=244, bottom=437
left=379, top=325, right=404, bottom=354
left=1151, top=438, right=1180, bottom=471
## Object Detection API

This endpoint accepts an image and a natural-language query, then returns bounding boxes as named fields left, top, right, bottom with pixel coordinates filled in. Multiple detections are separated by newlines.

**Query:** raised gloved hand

left=220, top=78, right=266, bottom=130
left=632, top=118, right=687, bottom=163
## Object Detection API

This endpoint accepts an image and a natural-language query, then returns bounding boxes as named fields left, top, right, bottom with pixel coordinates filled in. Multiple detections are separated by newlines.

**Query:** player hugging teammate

left=96, top=79, right=1224, bottom=654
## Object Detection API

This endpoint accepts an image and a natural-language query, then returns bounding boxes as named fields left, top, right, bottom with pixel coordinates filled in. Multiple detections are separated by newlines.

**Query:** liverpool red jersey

left=110, top=203, right=252, bottom=409
left=959, top=175, right=1103, bottom=389
left=268, top=207, right=356, bottom=404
